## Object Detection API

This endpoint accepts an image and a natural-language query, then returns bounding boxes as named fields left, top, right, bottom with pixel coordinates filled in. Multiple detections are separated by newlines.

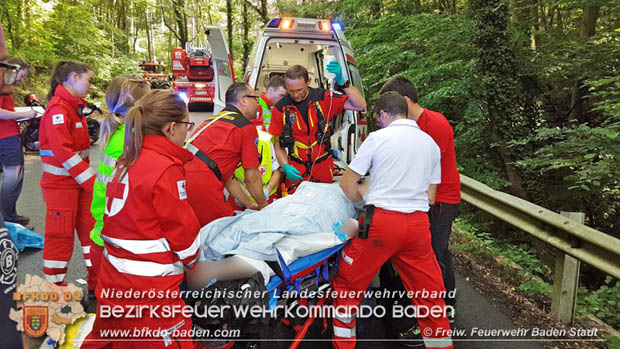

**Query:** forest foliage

left=1, top=0, right=619, bottom=240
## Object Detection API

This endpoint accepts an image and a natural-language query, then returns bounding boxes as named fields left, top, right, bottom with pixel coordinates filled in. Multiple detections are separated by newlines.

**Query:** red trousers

left=82, top=299, right=193, bottom=349
left=42, top=187, right=103, bottom=290
left=332, top=209, right=453, bottom=349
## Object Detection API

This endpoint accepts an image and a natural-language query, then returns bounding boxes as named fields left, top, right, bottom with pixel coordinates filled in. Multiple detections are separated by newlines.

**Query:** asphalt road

left=11, top=108, right=542, bottom=348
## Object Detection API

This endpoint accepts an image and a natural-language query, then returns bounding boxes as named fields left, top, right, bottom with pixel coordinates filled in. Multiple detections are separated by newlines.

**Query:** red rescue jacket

left=39, top=85, right=94, bottom=191
left=96, top=135, right=201, bottom=305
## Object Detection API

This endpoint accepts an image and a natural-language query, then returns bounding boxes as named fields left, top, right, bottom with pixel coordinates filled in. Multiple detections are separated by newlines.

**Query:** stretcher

left=191, top=241, right=350, bottom=349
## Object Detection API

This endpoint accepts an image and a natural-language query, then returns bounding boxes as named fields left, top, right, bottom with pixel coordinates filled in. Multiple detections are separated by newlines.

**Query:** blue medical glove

left=326, top=61, right=345, bottom=85
left=282, top=163, right=303, bottom=181
left=263, top=187, right=270, bottom=201
left=332, top=220, right=348, bottom=242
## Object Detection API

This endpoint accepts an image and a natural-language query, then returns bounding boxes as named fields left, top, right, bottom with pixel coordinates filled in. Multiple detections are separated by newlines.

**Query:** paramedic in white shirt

left=331, top=91, right=453, bottom=349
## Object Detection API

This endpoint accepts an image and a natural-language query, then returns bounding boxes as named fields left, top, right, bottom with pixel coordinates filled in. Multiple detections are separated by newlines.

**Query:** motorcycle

left=17, top=94, right=102, bottom=152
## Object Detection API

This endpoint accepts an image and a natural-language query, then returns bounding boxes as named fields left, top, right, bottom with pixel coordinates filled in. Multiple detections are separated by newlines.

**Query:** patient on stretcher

left=186, top=180, right=368, bottom=289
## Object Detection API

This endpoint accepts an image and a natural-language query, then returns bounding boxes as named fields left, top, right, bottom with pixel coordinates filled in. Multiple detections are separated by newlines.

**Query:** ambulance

left=206, top=18, right=368, bottom=167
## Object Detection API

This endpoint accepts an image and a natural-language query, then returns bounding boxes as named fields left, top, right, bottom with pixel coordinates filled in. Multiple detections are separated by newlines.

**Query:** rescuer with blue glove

left=268, top=61, right=366, bottom=192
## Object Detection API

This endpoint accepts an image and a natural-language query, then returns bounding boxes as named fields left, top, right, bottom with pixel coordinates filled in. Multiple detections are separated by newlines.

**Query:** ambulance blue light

left=332, top=21, right=343, bottom=31
left=268, top=18, right=281, bottom=28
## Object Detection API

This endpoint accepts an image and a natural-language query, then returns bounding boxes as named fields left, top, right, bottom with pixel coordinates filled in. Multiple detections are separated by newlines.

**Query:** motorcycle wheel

left=21, top=121, right=40, bottom=152
left=87, top=118, right=100, bottom=145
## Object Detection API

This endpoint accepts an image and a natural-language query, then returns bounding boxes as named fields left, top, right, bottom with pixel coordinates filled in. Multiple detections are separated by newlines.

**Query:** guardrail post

left=551, top=211, right=584, bottom=324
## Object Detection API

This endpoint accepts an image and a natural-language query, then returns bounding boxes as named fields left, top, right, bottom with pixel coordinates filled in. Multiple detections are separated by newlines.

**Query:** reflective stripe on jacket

left=233, top=130, right=277, bottom=200
left=39, top=84, right=95, bottom=190
left=97, top=135, right=200, bottom=305
left=90, top=123, right=125, bottom=245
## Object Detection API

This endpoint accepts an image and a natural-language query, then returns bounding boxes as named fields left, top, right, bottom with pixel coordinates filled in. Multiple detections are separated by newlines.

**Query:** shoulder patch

left=177, top=180, right=187, bottom=200
left=52, top=114, right=64, bottom=125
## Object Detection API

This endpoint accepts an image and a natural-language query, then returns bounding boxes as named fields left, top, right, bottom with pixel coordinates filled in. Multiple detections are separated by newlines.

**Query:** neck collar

left=53, top=84, right=87, bottom=111
left=142, top=135, right=194, bottom=164
left=260, top=92, right=274, bottom=108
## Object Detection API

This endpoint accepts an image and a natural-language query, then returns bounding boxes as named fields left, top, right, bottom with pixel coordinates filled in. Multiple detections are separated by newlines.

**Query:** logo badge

left=75, top=122, right=83, bottom=129
left=24, top=306, right=48, bottom=337
left=52, top=114, right=64, bottom=125
left=177, top=180, right=187, bottom=200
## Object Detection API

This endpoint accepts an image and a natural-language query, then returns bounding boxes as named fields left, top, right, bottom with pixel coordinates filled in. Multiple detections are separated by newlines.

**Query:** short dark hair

left=374, top=91, right=408, bottom=117
left=267, top=75, right=286, bottom=90
left=225, top=82, right=250, bottom=104
left=379, top=76, right=418, bottom=103
left=284, top=65, right=309, bottom=83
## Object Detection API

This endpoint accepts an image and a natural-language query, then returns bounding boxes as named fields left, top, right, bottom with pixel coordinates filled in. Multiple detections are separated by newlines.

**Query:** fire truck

left=171, top=43, right=218, bottom=105
left=138, top=61, right=170, bottom=89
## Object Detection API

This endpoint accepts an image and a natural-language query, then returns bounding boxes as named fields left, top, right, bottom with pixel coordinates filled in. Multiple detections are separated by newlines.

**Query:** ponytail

left=118, top=89, right=186, bottom=178
left=100, top=77, right=150, bottom=148
left=99, top=114, right=124, bottom=148
left=119, top=106, right=143, bottom=179
left=47, top=60, right=91, bottom=102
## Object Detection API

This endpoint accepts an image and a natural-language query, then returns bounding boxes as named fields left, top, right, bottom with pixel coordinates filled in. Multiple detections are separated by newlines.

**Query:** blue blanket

left=200, top=182, right=358, bottom=261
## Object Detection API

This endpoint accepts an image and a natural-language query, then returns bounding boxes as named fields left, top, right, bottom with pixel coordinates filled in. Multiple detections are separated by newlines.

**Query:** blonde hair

left=100, top=78, right=151, bottom=147
left=119, top=90, right=187, bottom=178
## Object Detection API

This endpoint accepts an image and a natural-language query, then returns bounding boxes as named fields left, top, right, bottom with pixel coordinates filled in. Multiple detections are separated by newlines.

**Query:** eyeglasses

left=0, top=62, right=21, bottom=86
left=242, top=95, right=260, bottom=100
left=176, top=120, right=195, bottom=131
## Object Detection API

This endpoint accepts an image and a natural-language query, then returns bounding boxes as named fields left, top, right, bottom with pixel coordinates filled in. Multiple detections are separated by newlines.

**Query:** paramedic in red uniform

left=83, top=90, right=200, bottom=348
left=269, top=63, right=366, bottom=191
left=380, top=77, right=461, bottom=320
left=185, top=82, right=266, bottom=219
left=0, top=57, right=35, bottom=227
left=39, top=61, right=102, bottom=292
left=333, top=92, right=453, bottom=349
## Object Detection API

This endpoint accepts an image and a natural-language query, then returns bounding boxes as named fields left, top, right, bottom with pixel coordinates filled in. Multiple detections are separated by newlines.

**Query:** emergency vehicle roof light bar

left=267, top=18, right=281, bottom=28
left=319, top=21, right=331, bottom=32
left=332, top=21, right=343, bottom=31
left=280, top=18, right=294, bottom=29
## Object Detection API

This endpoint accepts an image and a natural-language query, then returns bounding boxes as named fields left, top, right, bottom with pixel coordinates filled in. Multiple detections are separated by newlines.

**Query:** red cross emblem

left=106, top=180, right=126, bottom=213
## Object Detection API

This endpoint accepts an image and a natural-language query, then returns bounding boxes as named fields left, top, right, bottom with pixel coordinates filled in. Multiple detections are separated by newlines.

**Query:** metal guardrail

left=459, top=174, right=620, bottom=323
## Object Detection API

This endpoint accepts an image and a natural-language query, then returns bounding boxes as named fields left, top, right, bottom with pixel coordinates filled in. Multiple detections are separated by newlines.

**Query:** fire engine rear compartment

left=254, top=39, right=343, bottom=93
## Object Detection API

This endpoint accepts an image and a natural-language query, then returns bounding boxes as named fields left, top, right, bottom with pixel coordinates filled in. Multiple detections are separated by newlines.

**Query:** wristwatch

left=337, top=80, right=351, bottom=90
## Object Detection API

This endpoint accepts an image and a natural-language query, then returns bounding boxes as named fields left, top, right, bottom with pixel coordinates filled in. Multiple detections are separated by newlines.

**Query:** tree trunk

left=242, top=0, right=250, bottom=72
left=568, top=5, right=600, bottom=123
left=172, top=0, right=188, bottom=48
left=489, top=125, right=529, bottom=199
left=556, top=6, right=563, bottom=29
left=226, top=0, right=234, bottom=62
left=582, top=6, right=600, bottom=37
left=260, top=0, right=268, bottom=24
left=568, top=80, right=587, bottom=123
left=145, top=8, right=153, bottom=61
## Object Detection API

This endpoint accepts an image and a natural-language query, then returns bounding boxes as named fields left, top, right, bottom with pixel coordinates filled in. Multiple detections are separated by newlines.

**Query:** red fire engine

left=139, top=61, right=170, bottom=89
left=171, top=44, right=215, bottom=105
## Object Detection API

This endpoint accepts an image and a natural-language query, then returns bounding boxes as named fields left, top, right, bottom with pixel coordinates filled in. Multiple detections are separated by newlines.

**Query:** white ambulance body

left=207, top=18, right=369, bottom=167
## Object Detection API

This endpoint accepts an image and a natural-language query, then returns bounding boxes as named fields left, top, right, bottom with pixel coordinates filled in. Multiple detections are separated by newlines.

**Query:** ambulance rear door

left=206, top=25, right=235, bottom=113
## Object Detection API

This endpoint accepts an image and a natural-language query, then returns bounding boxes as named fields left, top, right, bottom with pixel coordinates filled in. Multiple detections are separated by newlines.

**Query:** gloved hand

left=326, top=60, right=345, bottom=85
left=332, top=220, right=348, bottom=242
left=263, top=187, right=270, bottom=201
left=282, top=163, right=303, bottom=181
